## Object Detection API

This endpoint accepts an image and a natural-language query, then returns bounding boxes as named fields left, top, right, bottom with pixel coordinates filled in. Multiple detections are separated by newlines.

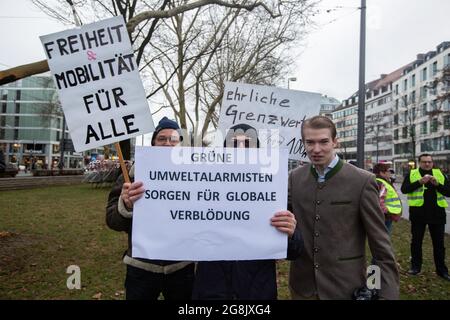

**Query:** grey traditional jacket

left=288, top=160, right=399, bottom=300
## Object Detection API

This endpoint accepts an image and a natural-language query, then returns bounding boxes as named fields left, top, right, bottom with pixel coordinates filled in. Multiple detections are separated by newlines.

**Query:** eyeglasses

left=155, top=135, right=180, bottom=144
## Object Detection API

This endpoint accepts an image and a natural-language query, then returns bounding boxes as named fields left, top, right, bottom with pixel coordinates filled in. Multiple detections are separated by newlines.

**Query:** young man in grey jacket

left=278, top=115, right=399, bottom=300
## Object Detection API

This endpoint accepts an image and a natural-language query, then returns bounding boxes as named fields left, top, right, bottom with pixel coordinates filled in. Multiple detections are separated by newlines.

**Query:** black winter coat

left=401, top=168, right=450, bottom=224
left=192, top=230, right=303, bottom=300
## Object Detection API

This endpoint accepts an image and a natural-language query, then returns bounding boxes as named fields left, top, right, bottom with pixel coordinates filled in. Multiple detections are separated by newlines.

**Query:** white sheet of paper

left=40, top=16, right=154, bottom=152
left=132, top=146, right=289, bottom=261
left=218, top=82, right=322, bottom=160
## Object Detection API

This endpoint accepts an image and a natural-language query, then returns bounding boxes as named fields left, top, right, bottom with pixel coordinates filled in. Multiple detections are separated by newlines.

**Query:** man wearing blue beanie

left=151, top=116, right=183, bottom=146
left=106, top=117, right=194, bottom=300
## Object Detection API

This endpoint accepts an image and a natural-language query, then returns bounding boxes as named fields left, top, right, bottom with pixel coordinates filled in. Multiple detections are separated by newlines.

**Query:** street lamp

left=58, top=114, right=66, bottom=170
left=287, top=77, right=297, bottom=89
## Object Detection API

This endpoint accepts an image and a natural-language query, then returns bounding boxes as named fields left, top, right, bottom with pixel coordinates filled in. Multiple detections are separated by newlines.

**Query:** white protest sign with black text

left=40, top=16, right=154, bottom=152
left=132, top=146, right=288, bottom=261
left=218, top=82, right=322, bottom=160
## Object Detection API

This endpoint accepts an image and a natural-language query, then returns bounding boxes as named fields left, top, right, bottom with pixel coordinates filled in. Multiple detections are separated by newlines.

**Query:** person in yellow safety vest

left=373, top=163, right=402, bottom=236
left=401, top=153, right=450, bottom=282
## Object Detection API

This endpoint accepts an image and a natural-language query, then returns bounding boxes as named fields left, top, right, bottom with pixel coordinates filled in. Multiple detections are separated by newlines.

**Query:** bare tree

left=365, top=112, right=392, bottom=163
left=337, top=140, right=352, bottom=161
left=0, top=0, right=300, bottom=85
left=394, top=65, right=450, bottom=164
left=393, top=94, right=419, bottom=162
left=0, top=0, right=317, bottom=154
left=144, top=0, right=312, bottom=143
left=427, top=65, right=450, bottom=117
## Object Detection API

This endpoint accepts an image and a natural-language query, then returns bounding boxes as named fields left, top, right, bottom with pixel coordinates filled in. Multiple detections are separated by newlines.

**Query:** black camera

left=352, top=285, right=379, bottom=300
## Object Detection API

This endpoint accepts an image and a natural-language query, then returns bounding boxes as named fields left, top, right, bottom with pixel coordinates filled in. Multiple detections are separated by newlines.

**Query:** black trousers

left=410, top=222, right=448, bottom=275
left=125, top=263, right=195, bottom=300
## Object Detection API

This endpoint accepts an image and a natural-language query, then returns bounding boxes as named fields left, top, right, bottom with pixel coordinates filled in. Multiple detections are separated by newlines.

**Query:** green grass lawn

left=0, top=184, right=449, bottom=299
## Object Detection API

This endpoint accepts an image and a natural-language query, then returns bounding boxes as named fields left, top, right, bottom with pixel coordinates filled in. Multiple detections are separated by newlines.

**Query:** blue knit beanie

left=151, top=117, right=182, bottom=145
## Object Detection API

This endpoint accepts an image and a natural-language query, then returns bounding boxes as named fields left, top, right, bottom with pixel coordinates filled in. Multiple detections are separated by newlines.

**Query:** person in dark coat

left=192, top=123, right=303, bottom=300
left=401, top=153, right=450, bottom=281
left=106, top=117, right=195, bottom=300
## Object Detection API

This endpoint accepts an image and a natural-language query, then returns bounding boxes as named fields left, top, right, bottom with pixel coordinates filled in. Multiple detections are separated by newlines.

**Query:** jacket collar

left=310, top=158, right=343, bottom=181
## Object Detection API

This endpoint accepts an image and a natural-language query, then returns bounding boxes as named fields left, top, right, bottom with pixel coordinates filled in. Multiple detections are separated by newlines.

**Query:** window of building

left=420, top=86, right=427, bottom=99
left=421, top=67, right=427, bottom=81
left=421, top=121, right=428, bottom=134
left=394, top=114, right=399, bottom=125
left=432, top=61, right=438, bottom=77
left=431, top=118, right=439, bottom=132
left=403, top=79, right=408, bottom=91
left=411, top=74, right=416, bottom=87
left=395, top=84, right=399, bottom=95
left=430, top=100, right=437, bottom=111
left=444, top=116, right=450, bottom=130
left=445, top=53, right=450, bottom=67
left=402, top=126, right=408, bottom=138
left=421, top=140, right=431, bottom=152
left=444, top=100, right=450, bottom=112
left=394, top=129, right=398, bottom=140
left=402, top=111, right=408, bottom=123
left=421, top=103, right=427, bottom=116
left=410, top=90, right=416, bottom=103
left=402, top=95, right=408, bottom=107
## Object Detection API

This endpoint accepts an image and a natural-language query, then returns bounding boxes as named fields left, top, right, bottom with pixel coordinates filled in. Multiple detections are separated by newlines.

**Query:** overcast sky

left=1, top=0, right=449, bottom=101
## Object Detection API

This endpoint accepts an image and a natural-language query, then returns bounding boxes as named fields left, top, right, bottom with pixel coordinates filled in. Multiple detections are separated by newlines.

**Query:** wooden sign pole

left=115, top=142, right=130, bottom=183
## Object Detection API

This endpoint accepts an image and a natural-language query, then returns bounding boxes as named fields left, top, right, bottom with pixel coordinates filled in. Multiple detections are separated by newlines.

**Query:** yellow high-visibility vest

left=407, top=168, right=448, bottom=208
left=376, top=178, right=402, bottom=214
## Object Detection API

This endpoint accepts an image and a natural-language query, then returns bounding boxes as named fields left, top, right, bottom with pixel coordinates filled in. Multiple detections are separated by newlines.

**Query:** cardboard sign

left=40, top=16, right=154, bottom=152
left=132, top=146, right=289, bottom=261
left=218, top=82, right=322, bottom=160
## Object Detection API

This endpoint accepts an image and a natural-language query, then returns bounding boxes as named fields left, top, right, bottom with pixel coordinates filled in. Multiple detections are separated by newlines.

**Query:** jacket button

left=314, top=247, right=320, bottom=253
left=316, top=200, right=321, bottom=205
left=315, top=263, right=320, bottom=269
left=315, top=215, right=320, bottom=221
left=315, top=231, right=320, bottom=237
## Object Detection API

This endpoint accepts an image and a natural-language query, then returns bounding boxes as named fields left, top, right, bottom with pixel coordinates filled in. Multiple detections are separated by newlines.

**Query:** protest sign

left=132, top=146, right=288, bottom=261
left=40, top=16, right=154, bottom=152
left=218, top=82, right=322, bottom=160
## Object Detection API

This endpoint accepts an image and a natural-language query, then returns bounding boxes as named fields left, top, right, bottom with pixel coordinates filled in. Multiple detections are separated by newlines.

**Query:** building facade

left=333, top=73, right=404, bottom=167
left=0, top=76, right=83, bottom=169
left=363, top=66, right=410, bottom=167
left=333, top=42, right=449, bottom=172
left=332, top=96, right=358, bottom=162
left=392, top=42, right=450, bottom=175
left=319, top=95, right=340, bottom=117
